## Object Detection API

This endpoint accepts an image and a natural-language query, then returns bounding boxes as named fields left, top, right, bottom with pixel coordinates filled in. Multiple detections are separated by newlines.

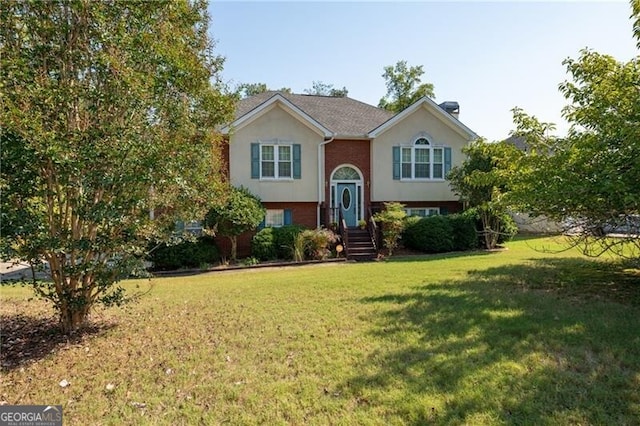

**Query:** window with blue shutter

left=251, top=143, right=260, bottom=179
left=444, top=147, right=452, bottom=176
left=263, top=209, right=290, bottom=227
left=392, top=146, right=401, bottom=180
left=292, top=144, right=301, bottom=179
left=252, top=140, right=299, bottom=179
left=394, top=138, right=452, bottom=181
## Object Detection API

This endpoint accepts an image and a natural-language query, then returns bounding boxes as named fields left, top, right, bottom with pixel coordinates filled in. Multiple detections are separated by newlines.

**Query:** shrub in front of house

left=273, top=225, right=305, bottom=260
left=448, top=213, right=480, bottom=251
left=251, top=227, right=277, bottom=261
left=148, top=236, right=219, bottom=271
left=293, top=228, right=339, bottom=261
left=251, top=225, right=306, bottom=261
left=463, top=207, right=518, bottom=246
left=402, top=215, right=454, bottom=253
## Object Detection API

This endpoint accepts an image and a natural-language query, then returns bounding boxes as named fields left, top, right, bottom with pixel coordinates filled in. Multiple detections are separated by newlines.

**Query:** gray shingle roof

left=235, top=91, right=394, bottom=137
left=504, top=135, right=529, bottom=151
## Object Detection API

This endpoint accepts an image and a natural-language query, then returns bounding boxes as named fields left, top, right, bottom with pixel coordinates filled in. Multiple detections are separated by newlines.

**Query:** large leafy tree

left=378, top=60, right=435, bottom=113
left=304, top=81, right=348, bottom=97
left=0, top=0, right=235, bottom=332
left=633, top=0, right=640, bottom=47
left=204, top=186, right=265, bottom=262
left=448, top=139, right=519, bottom=249
left=509, top=1, right=640, bottom=259
left=235, top=82, right=292, bottom=98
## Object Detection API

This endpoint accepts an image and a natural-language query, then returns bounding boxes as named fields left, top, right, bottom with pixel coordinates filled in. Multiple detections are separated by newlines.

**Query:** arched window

left=398, top=135, right=447, bottom=180
left=332, top=166, right=360, bottom=180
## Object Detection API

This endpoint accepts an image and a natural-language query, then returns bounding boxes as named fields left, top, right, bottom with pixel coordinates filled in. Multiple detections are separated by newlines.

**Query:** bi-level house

left=220, top=91, right=477, bottom=258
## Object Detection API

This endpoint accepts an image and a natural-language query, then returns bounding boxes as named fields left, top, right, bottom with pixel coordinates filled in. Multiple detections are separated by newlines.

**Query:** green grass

left=1, top=236, right=640, bottom=425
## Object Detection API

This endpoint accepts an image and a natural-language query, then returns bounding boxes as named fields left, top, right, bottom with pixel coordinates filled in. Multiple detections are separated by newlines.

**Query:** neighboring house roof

left=504, top=135, right=529, bottom=151
left=224, top=91, right=477, bottom=140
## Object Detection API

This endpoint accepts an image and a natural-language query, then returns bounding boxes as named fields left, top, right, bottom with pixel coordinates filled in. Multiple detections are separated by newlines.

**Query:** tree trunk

left=480, top=210, right=500, bottom=250
left=51, top=266, right=93, bottom=334
left=229, top=236, right=238, bottom=262
left=59, top=303, right=91, bottom=334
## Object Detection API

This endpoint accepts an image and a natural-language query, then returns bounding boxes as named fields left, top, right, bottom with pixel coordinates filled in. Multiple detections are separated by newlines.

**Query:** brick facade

left=323, top=139, right=371, bottom=224
left=216, top=201, right=318, bottom=259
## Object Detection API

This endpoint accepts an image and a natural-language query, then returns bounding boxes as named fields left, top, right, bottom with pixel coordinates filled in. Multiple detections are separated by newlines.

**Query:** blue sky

left=208, top=1, right=638, bottom=141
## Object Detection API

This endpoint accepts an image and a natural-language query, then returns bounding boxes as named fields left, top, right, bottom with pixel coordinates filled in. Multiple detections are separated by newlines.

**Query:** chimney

left=439, top=101, right=460, bottom=119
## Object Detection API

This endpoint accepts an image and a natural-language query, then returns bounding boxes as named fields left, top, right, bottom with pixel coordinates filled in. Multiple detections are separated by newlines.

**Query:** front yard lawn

left=1, top=236, right=639, bottom=424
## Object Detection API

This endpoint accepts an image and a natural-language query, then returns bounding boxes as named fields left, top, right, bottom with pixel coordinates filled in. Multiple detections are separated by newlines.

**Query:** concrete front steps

left=345, top=228, right=377, bottom=261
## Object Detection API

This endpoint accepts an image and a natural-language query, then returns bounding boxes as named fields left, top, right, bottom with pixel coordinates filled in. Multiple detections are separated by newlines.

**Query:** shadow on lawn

left=385, top=248, right=494, bottom=263
left=0, top=313, right=115, bottom=372
left=344, top=257, right=640, bottom=424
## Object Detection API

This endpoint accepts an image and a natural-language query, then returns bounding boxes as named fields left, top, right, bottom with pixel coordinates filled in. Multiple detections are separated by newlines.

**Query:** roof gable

left=368, top=97, right=478, bottom=140
left=225, top=92, right=477, bottom=141
left=227, top=92, right=394, bottom=138
left=221, top=93, right=333, bottom=138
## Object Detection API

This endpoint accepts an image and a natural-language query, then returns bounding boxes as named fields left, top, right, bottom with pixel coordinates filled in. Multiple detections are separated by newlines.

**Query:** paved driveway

left=0, top=261, right=49, bottom=281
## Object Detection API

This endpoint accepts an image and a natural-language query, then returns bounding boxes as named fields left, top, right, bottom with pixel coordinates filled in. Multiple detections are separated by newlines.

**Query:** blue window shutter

left=284, top=209, right=292, bottom=225
left=251, top=143, right=260, bottom=179
left=293, top=144, right=301, bottom=179
left=392, top=146, right=400, bottom=180
left=444, top=147, right=452, bottom=176
left=258, top=217, right=265, bottom=230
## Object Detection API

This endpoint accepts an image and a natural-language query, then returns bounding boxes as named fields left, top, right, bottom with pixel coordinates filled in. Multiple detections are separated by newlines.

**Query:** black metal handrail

left=367, top=207, right=379, bottom=252
left=337, top=205, right=349, bottom=258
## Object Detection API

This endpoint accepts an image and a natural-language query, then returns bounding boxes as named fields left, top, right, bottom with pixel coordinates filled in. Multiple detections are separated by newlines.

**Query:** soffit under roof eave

left=330, top=134, right=373, bottom=141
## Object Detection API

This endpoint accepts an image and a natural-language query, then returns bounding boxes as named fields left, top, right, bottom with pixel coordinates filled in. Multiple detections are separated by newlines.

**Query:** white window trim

left=405, top=207, right=441, bottom=217
left=329, top=164, right=365, bottom=224
left=400, top=136, right=447, bottom=182
left=260, top=139, right=294, bottom=181
left=264, top=209, right=285, bottom=228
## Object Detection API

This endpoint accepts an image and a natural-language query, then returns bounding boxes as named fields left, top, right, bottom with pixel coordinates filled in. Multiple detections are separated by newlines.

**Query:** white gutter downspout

left=317, top=135, right=335, bottom=228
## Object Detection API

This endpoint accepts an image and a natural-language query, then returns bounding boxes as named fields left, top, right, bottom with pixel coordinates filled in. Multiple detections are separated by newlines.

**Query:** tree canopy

left=448, top=139, right=519, bottom=249
left=235, top=82, right=292, bottom=98
left=378, top=60, right=435, bottom=113
left=508, top=1, right=640, bottom=259
left=204, top=186, right=265, bottom=262
left=0, top=0, right=235, bottom=332
left=304, top=81, right=349, bottom=97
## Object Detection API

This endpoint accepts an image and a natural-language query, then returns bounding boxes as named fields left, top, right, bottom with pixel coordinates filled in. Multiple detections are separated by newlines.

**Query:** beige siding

left=371, top=106, right=470, bottom=202
left=229, top=105, right=323, bottom=202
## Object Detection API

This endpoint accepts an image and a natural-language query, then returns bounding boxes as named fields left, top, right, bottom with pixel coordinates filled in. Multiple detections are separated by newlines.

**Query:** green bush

left=497, top=212, right=518, bottom=244
left=402, top=215, right=454, bottom=253
left=293, top=228, right=339, bottom=261
left=463, top=207, right=518, bottom=247
left=400, top=216, right=420, bottom=247
left=251, top=227, right=277, bottom=261
left=148, top=237, right=219, bottom=271
left=274, top=225, right=305, bottom=260
left=250, top=225, right=306, bottom=261
left=448, top=214, right=479, bottom=251
left=373, top=202, right=407, bottom=256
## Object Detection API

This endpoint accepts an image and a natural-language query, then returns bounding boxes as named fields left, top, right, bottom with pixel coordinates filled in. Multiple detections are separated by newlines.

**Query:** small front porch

left=323, top=205, right=379, bottom=261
